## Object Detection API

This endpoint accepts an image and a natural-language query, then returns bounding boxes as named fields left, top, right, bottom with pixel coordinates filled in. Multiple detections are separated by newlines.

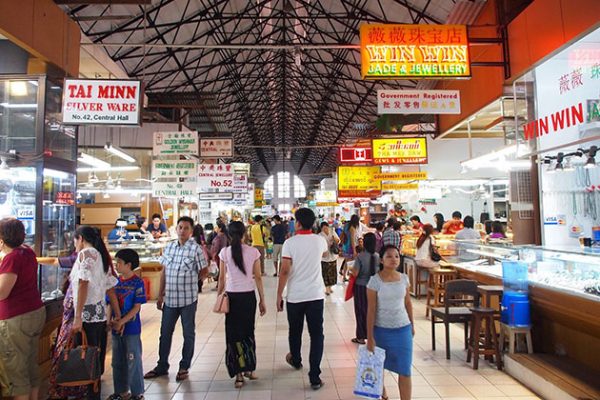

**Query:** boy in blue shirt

left=106, top=249, right=146, bottom=400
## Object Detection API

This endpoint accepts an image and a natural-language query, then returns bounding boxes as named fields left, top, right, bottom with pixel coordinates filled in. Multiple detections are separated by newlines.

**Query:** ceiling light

left=78, top=152, right=111, bottom=169
left=564, top=158, right=575, bottom=171
left=585, top=146, right=597, bottom=169
left=9, top=81, right=28, bottom=96
left=88, top=172, right=99, bottom=184
left=0, top=157, right=9, bottom=170
left=546, top=162, right=556, bottom=174
left=0, top=102, right=37, bottom=109
left=105, top=143, right=135, bottom=163
left=77, top=165, right=140, bottom=173
left=555, top=162, right=564, bottom=172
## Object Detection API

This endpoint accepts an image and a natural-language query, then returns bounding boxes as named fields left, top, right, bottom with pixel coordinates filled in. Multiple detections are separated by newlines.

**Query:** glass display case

left=0, top=166, right=37, bottom=248
left=37, top=262, right=69, bottom=303
left=42, top=168, right=76, bottom=257
left=451, top=241, right=600, bottom=301
left=106, top=237, right=177, bottom=264
left=401, top=233, right=457, bottom=258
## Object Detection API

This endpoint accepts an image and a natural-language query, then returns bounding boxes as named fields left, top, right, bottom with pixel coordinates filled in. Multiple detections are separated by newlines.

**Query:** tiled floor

left=92, top=259, right=540, bottom=399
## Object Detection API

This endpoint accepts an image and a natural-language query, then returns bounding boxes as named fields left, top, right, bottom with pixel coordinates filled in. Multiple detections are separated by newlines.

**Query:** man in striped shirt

left=382, top=219, right=402, bottom=249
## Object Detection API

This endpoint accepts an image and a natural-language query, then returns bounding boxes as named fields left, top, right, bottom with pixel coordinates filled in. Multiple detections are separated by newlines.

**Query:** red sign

left=339, top=147, right=373, bottom=164
left=337, top=190, right=382, bottom=199
left=523, top=102, right=585, bottom=140
left=56, top=191, right=74, bottom=205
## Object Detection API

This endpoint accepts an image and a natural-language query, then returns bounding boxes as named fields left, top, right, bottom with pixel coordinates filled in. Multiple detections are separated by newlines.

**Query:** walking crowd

left=0, top=207, right=500, bottom=400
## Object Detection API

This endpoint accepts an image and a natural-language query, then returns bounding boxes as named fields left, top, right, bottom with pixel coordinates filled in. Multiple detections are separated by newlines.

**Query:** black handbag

left=56, top=330, right=101, bottom=392
left=225, top=337, right=257, bottom=378
left=430, top=241, right=442, bottom=262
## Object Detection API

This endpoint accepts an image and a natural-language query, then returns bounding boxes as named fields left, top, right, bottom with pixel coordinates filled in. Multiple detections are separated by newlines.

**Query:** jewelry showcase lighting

left=78, top=152, right=111, bottom=169
left=105, top=143, right=136, bottom=163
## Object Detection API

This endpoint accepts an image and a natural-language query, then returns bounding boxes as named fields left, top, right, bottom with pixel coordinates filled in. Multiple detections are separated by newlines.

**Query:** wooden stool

left=425, top=269, right=457, bottom=318
left=467, top=307, right=502, bottom=370
left=477, top=285, right=503, bottom=318
left=499, top=323, right=533, bottom=354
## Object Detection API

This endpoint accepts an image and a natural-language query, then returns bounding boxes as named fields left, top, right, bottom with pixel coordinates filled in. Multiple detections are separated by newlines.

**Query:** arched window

left=262, top=173, right=306, bottom=202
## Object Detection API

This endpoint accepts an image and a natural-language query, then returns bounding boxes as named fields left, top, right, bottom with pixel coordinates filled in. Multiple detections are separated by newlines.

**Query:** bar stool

left=425, top=268, right=457, bottom=318
left=499, top=323, right=533, bottom=354
left=477, top=285, right=503, bottom=319
left=467, top=307, right=502, bottom=370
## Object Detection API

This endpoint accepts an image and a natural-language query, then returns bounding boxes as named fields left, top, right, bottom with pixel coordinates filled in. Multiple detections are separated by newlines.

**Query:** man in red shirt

left=442, top=211, right=465, bottom=235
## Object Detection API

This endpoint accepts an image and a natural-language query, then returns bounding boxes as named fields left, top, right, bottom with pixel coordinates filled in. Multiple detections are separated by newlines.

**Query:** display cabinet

left=106, top=237, right=176, bottom=264
left=401, top=233, right=457, bottom=258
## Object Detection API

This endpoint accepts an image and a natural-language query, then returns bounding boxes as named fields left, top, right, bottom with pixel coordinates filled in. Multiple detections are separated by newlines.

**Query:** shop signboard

left=199, top=192, right=234, bottom=201
left=153, top=132, right=199, bottom=156
left=372, top=138, right=428, bottom=165
left=233, top=173, right=248, bottom=193
left=373, top=171, right=427, bottom=181
left=255, top=188, right=265, bottom=207
left=62, top=79, right=142, bottom=125
left=377, top=90, right=460, bottom=114
left=337, top=166, right=381, bottom=198
left=381, top=183, right=419, bottom=191
left=200, top=137, right=234, bottom=158
left=152, top=181, right=197, bottom=198
left=197, top=163, right=234, bottom=192
left=360, top=24, right=470, bottom=79
left=151, top=160, right=198, bottom=198
left=315, top=190, right=337, bottom=203
left=339, top=146, right=373, bottom=164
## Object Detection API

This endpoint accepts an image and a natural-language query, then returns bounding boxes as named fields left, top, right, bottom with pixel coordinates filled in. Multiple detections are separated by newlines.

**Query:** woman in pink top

left=218, top=221, right=266, bottom=389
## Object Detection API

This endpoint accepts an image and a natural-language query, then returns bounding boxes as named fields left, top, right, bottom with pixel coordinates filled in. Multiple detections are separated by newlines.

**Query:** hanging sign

left=360, top=24, right=470, bottom=79
left=153, top=132, right=199, bottom=156
left=372, top=138, right=428, bottom=165
left=374, top=171, right=427, bottom=181
left=199, top=192, right=234, bottom=201
left=200, top=137, right=234, bottom=158
left=377, top=90, right=460, bottom=114
left=315, top=190, right=338, bottom=203
left=233, top=173, right=248, bottom=193
left=382, top=183, right=419, bottom=191
left=62, top=79, right=142, bottom=125
left=197, top=163, right=234, bottom=192
left=151, top=160, right=198, bottom=198
left=339, top=146, right=373, bottom=164
left=254, top=188, right=265, bottom=207
left=337, top=166, right=381, bottom=198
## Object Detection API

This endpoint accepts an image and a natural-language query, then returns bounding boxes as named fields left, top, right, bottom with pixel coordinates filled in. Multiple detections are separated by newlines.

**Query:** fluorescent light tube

left=77, top=152, right=111, bottom=169
left=105, top=143, right=136, bottom=163
left=77, top=165, right=140, bottom=173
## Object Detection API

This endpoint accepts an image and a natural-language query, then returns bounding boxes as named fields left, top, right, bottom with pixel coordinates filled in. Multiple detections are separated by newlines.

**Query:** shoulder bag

left=430, top=239, right=442, bottom=262
left=56, top=330, right=101, bottom=392
left=213, top=292, right=229, bottom=314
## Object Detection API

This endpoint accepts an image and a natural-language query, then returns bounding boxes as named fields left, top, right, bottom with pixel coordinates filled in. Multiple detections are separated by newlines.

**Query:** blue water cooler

left=501, top=261, right=531, bottom=327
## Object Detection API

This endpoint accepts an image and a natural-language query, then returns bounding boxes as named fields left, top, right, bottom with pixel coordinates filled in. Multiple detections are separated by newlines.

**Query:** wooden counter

left=451, top=264, right=600, bottom=376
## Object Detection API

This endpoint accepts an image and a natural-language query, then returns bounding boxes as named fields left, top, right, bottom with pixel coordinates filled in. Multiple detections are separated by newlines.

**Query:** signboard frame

left=337, top=166, right=382, bottom=198
left=199, top=137, right=234, bottom=158
left=377, top=90, right=461, bottom=115
left=338, top=146, right=374, bottom=164
left=153, top=131, right=199, bottom=156
left=62, top=78, right=142, bottom=126
left=371, top=137, right=428, bottom=165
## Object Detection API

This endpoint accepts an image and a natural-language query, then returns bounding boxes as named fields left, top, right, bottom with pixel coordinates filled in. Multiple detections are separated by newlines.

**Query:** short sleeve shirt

left=71, top=247, right=118, bottom=323
left=111, top=275, right=146, bottom=335
left=219, top=244, right=261, bottom=293
left=354, top=251, right=380, bottom=286
left=251, top=224, right=265, bottom=247
left=282, top=231, right=328, bottom=303
left=160, top=238, right=208, bottom=308
left=0, top=246, right=43, bottom=320
left=367, top=273, right=411, bottom=329
left=271, top=224, right=287, bottom=245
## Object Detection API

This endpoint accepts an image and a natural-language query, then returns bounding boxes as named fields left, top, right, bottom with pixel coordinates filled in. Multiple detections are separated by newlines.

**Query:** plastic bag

left=353, top=345, right=386, bottom=399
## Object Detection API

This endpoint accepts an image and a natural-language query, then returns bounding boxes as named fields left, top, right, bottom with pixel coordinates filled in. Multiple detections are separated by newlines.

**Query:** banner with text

left=382, top=183, right=419, bottom=190
left=374, top=171, right=427, bottom=181
left=152, top=160, right=198, bottom=198
left=372, top=137, right=428, bottom=165
left=233, top=173, right=248, bottom=193
left=337, top=166, right=381, bottom=198
left=62, top=79, right=141, bottom=125
left=153, top=132, right=198, bottom=156
left=198, top=163, right=235, bottom=192
left=377, top=90, right=460, bottom=114
left=200, top=137, right=234, bottom=158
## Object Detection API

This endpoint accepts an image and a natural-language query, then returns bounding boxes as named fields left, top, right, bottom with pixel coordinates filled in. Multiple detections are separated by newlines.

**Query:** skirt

left=373, top=324, right=413, bottom=376
left=225, top=291, right=257, bottom=377
left=321, top=260, right=337, bottom=287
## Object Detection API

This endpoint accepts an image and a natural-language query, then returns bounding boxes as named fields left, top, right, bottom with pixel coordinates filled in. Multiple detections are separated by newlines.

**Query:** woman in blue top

left=366, top=245, right=414, bottom=400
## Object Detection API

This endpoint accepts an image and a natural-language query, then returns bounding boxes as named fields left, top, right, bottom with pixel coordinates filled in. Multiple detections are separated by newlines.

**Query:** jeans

left=286, top=299, right=324, bottom=384
left=112, top=334, right=144, bottom=396
left=156, top=301, right=197, bottom=372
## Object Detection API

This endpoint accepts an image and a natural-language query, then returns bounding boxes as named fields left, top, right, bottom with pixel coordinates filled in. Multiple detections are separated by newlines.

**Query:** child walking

left=106, top=249, right=146, bottom=400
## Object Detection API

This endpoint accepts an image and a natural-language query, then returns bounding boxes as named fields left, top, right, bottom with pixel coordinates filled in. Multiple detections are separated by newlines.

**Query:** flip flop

left=175, top=370, right=189, bottom=382
left=234, top=375, right=244, bottom=388
left=351, top=338, right=366, bottom=344
left=143, top=369, right=168, bottom=379
left=243, top=371, right=258, bottom=380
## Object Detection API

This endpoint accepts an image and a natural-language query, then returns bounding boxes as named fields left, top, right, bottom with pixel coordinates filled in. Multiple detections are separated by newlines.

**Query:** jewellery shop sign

left=153, top=132, right=199, bottom=156
left=62, top=79, right=142, bottom=125
left=198, top=163, right=235, bottom=192
left=151, top=160, right=198, bottom=198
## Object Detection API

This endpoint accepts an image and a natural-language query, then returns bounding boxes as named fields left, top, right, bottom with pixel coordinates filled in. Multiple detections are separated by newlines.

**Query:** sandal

left=351, top=338, right=366, bottom=344
left=143, top=369, right=168, bottom=379
left=234, top=375, right=245, bottom=388
left=175, top=369, right=189, bottom=382
left=243, top=371, right=258, bottom=380
left=285, top=352, right=302, bottom=370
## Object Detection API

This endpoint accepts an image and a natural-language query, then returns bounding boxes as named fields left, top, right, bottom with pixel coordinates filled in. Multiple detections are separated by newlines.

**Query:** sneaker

left=130, top=396, right=144, bottom=400
left=311, top=380, right=325, bottom=390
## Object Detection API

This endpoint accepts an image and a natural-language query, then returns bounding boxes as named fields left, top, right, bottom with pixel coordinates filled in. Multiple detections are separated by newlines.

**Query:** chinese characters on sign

left=233, top=173, right=248, bottom=193
left=337, top=166, right=382, bottom=198
left=153, top=132, right=199, bottom=156
left=339, top=147, right=373, bottom=164
left=197, top=163, right=235, bottom=192
left=152, top=160, right=198, bottom=198
left=360, top=24, right=470, bottom=79
left=55, top=191, right=75, bottom=205
left=372, top=138, right=428, bottom=165
left=62, top=79, right=142, bottom=125
left=377, top=90, right=460, bottom=115
left=200, top=137, right=234, bottom=158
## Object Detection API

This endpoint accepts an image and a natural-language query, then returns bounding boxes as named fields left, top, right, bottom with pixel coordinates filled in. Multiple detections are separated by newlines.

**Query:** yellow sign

left=254, top=188, right=264, bottom=207
left=382, top=183, right=419, bottom=191
left=337, top=166, right=381, bottom=197
left=374, top=171, right=427, bottom=181
left=360, top=24, right=471, bottom=79
left=316, top=202, right=339, bottom=207
left=372, top=137, right=428, bottom=165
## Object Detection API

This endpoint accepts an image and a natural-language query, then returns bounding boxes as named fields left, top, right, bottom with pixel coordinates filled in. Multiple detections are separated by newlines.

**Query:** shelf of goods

left=446, top=242, right=600, bottom=399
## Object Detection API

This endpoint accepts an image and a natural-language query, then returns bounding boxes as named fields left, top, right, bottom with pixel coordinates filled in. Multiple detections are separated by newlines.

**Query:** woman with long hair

left=415, top=224, right=440, bottom=269
left=319, top=221, right=340, bottom=295
left=367, top=245, right=414, bottom=400
left=433, top=213, right=445, bottom=234
left=350, top=232, right=380, bottom=344
left=48, top=226, right=120, bottom=400
left=217, top=221, right=266, bottom=389
left=340, top=214, right=360, bottom=281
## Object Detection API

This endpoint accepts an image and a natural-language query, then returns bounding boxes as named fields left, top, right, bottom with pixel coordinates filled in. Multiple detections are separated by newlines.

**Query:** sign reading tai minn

left=360, top=24, right=470, bottom=79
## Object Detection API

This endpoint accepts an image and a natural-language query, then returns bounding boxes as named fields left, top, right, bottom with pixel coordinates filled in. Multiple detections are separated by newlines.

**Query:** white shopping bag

left=353, top=345, right=386, bottom=399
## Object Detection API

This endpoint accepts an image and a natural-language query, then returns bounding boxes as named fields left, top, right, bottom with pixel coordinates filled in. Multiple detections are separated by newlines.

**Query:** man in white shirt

left=454, top=216, right=482, bottom=261
left=277, top=208, right=328, bottom=390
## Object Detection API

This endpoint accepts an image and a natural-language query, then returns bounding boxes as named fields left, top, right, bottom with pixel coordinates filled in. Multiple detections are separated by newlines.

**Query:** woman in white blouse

left=48, top=226, right=120, bottom=400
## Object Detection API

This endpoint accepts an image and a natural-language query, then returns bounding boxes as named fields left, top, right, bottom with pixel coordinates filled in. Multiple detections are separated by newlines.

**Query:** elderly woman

left=0, top=218, right=46, bottom=400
